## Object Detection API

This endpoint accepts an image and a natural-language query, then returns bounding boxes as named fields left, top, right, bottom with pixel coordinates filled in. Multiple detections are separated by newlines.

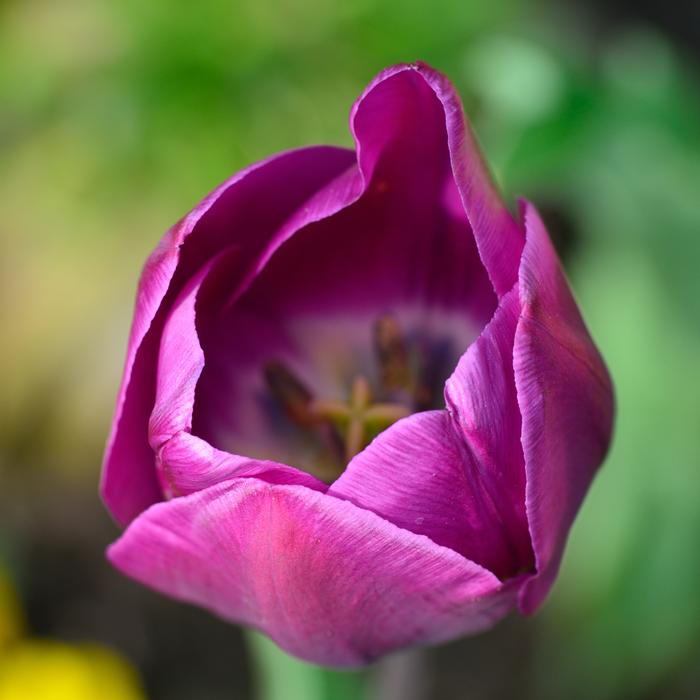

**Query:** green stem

left=245, top=629, right=371, bottom=700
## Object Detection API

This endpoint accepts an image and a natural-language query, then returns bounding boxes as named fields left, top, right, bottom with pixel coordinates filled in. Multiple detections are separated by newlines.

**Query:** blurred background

left=1, top=0, right=699, bottom=698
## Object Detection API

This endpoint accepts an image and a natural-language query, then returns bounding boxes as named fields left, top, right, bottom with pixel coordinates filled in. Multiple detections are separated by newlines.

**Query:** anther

left=263, top=361, right=316, bottom=427
left=373, top=315, right=409, bottom=392
left=265, top=345, right=421, bottom=476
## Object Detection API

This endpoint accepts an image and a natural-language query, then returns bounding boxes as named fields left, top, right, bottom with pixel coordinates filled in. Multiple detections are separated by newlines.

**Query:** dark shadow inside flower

left=191, top=73, right=496, bottom=482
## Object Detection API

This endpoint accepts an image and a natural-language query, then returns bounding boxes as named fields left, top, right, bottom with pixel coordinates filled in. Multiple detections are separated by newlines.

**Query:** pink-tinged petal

left=108, top=478, right=514, bottom=667
left=156, top=432, right=326, bottom=497
left=101, top=146, right=355, bottom=525
left=514, top=201, right=614, bottom=613
left=351, top=63, right=524, bottom=297
left=444, top=288, right=533, bottom=575
left=329, top=410, right=521, bottom=579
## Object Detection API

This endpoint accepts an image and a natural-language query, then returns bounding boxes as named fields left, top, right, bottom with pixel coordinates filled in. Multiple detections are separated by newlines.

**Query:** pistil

left=312, top=376, right=409, bottom=461
left=263, top=316, right=440, bottom=480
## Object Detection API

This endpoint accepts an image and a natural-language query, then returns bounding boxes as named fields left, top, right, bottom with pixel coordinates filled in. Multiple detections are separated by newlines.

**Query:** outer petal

left=444, top=288, right=533, bottom=575
left=515, top=201, right=614, bottom=612
left=352, top=63, right=524, bottom=297
left=108, top=478, right=513, bottom=667
left=101, top=146, right=355, bottom=525
left=329, top=410, right=521, bottom=579
left=329, top=291, right=533, bottom=580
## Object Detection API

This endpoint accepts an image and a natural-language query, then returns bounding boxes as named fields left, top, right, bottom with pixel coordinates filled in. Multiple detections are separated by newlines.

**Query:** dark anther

left=263, top=361, right=316, bottom=427
left=264, top=315, right=451, bottom=473
left=263, top=361, right=345, bottom=478
left=373, top=315, right=409, bottom=392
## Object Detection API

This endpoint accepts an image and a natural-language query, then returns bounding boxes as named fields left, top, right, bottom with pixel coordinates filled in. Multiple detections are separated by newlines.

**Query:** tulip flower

left=102, top=63, right=614, bottom=667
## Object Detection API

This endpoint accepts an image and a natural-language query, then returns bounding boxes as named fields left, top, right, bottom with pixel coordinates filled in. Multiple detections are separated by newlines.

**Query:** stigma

left=264, top=315, right=441, bottom=482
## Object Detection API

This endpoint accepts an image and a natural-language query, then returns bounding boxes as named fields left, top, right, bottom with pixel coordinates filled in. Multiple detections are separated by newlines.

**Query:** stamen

left=374, top=315, right=409, bottom=392
left=364, top=403, right=411, bottom=426
left=263, top=361, right=345, bottom=477
left=349, top=375, right=372, bottom=411
left=313, top=376, right=410, bottom=461
left=345, top=376, right=371, bottom=460
left=263, top=361, right=316, bottom=427
left=374, top=316, right=435, bottom=410
left=263, top=318, right=440, bottom=478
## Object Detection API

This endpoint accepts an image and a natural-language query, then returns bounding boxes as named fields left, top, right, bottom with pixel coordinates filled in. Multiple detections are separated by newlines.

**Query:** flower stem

left=245, top=629, right=371, bottom=700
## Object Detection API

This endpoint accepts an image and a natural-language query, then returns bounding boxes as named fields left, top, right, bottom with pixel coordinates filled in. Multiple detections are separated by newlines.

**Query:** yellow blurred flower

left=0, top=640, right=146, bottom=700
left=0, top=567, right=146, bottom=699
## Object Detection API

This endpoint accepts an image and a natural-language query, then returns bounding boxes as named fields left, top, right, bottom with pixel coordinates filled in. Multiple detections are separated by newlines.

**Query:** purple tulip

left=102, top=63, right=614, bottom=667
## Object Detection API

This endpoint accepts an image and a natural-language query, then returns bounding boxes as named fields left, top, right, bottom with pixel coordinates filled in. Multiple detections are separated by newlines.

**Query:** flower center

left=264, top=315, right=445, bottom=482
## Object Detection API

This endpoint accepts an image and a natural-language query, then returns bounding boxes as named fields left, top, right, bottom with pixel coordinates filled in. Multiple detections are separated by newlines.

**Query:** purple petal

left=146, top=247, right=324, bottom=495
left=444, top=288, right=533, bottom=576
left=329, top=410, right=520, bottom=579
left=156, top=432, right=326, bottom=497
left=192, top=165, right=376, bottom=465
left=352, top=63, right=524, bottom=297
left=148, top=220, right=343, bottom=497
left=194, top=67, right=500, bottom=458
left=101, top=146, right=355, bottom=525
left=214, top=66, right=498, bottom=320
left=108, top=478, right=514, bottom=666
left=329, top=291, right=532, bottom=580
left=148, top=250, right=235, bottom=452
left=514, top=201, right=614, bottom=613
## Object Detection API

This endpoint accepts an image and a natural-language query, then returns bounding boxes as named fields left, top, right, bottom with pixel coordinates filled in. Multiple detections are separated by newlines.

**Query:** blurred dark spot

left=429, top=615, right=535, bottom=699
left=533, top=198, right=580, bottom=265
left=568, top=0, right=700, bottom=57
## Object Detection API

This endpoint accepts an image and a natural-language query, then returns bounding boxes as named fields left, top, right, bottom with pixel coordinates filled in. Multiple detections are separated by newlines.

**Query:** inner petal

left=191, top=73, right=497, bottom=481
left=191, top=194, right=495, bottom=481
